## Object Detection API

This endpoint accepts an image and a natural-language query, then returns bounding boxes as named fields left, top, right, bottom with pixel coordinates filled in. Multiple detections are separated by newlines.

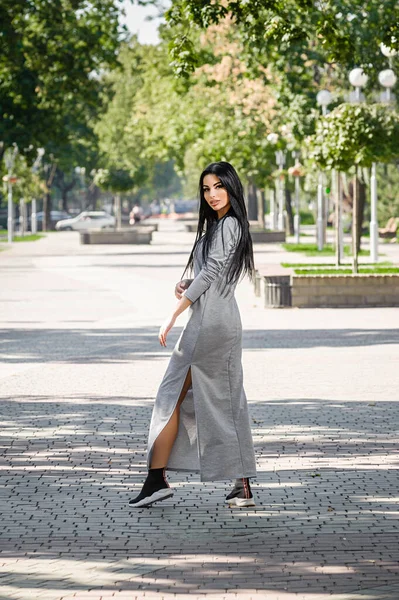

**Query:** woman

left=129, top=161, right=257, bottom=508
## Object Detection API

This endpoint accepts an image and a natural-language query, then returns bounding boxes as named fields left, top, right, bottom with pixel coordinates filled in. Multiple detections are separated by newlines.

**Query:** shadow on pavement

left=0, top=327, right=398, bottom=365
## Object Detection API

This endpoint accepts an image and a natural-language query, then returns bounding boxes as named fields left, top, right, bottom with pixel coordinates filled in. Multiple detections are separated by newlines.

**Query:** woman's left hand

left=159, top=315, right=176, bottom=347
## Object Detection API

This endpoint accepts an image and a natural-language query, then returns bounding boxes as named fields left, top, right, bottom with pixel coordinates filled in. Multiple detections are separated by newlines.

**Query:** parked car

left=0, top=210, right=71, bottom=231
left=55, top=211, right=115, bottom=231
left=31, top=211, right=71, bottom=231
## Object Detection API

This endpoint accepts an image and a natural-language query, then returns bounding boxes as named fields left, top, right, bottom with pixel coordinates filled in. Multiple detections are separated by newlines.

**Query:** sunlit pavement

left=0, top=224, right=398, bottom=600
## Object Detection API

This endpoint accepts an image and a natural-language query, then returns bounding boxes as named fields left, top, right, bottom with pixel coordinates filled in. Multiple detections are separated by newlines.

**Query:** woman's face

left=202, top=174, right=231, bottom=219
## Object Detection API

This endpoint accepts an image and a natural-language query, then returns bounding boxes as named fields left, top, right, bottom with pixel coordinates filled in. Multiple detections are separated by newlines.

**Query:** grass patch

left=282, top=243, right=371, bottom=257
left=282, top=262, right=335, bottom=268
left=294, top=267, right=399, bottom=275
left=281, top=261, right=392, bottom=268
left=13, top=234, right=45, bottom=242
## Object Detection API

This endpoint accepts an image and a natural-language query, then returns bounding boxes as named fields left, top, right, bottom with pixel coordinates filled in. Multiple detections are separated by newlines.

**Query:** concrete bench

left=80, top=227, right=155, bottom=245
left=135, top=221, right=158, bottom=231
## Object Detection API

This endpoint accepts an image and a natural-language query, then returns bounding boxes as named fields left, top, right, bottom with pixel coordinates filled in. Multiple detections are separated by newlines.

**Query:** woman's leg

left=128, top=368, right=193, bottom=507
left=150, top=367, right=192, bottom=468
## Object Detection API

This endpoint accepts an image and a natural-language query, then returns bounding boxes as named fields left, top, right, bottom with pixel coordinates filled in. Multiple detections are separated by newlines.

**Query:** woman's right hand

left=175, top=280, right=188, bottom=300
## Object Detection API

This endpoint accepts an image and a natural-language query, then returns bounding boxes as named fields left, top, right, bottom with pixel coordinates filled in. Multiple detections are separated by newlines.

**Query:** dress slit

left=147, top=364, right=194, bottom=469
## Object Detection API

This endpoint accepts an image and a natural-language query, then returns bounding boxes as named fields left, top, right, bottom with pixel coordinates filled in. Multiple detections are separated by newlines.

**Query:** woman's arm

left=175, top=278, right=193, bottom=300
left=184, top=218, right=238, bottom=304
left=159, top=295, right=192, bottom=347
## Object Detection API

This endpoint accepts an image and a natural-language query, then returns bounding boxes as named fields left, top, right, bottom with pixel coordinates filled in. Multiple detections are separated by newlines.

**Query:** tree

left=95, top=168, right=135, bottom=228
left=308, top=103, right=399, bottom=267
left=95, top=40, right=184, bottom=201
left=164, top=0, right=399, bottom=77
left=309, top=104, right=399, bottom=172
left=0, top=0, right=125, bottom=155
left=12, top=154, right=44, bottom=205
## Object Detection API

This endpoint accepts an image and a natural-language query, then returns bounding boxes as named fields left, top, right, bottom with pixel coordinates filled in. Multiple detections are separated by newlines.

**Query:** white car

left=55, top=211, right=116, bottom=231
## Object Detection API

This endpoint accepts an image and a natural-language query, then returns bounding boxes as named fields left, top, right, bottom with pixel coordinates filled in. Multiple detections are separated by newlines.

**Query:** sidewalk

left=0, top=224, right=398, bottom=600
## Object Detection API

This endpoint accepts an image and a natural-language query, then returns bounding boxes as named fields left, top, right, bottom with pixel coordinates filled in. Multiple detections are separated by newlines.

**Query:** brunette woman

left=129, top=162, right=257, bottom=508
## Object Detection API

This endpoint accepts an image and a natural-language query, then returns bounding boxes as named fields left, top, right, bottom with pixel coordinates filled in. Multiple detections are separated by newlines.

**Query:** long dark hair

left=183, top=161, right=254, bottom=288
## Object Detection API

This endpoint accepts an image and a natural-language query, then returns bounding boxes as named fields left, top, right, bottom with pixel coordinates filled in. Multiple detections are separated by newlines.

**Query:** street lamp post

left=370, top=163, right=378, bottom=263
left=369, top=43, right=398, bottom=264
left=378, top=68, right=397, bottom=103
left=19, top=198, right=26, bottom=237
left=275, top=150, right=286, bottom=232
left=266, top=133, right=279, bottom=230
left=349, top=68, right=368, bottom=103
left=316, top=90, right=332, bottom=117
left=31, top=148, right=45, bottom=235
left=3, top=145, right=18, bottom=244
left=316, top=90, right=332, bottom=250
left=289, top=152, right=302, bottom=244
left=269, top=188, right=277, bottom=230
left=349, top=68, right=369, bottom=273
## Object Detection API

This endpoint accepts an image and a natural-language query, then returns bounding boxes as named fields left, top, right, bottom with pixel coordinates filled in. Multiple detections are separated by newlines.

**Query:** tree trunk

left=335, top=170, right=342, bottom=267
left=257, top=189, right=265, bottom=228
left=43, top=192, right=52, bottom=231
left=43, top=162, right=57, bottom=231
left=285, top=188, right=295, bottom=236
left=352, top=170, right=359, bottom=273
left=349, top=175, right=366, bottom=254
left=86, top=185, right=100, bottom=210
left=62, top=190, right=68, bottom=212
left=247, top=180, right=258, bottom=221
left=357, top=179, right=366, bottom=253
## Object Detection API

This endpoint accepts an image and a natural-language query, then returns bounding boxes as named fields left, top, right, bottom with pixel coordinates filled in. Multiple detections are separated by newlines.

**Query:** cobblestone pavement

left=0, top=224, right=398, bottom=600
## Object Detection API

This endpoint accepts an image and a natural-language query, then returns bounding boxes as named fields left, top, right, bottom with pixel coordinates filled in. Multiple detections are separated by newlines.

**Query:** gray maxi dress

left=147, top=214, right=257, bottom=482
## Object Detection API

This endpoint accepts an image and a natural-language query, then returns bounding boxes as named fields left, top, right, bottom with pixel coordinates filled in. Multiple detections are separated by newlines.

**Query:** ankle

left=146, top=467, right=170, bottom=487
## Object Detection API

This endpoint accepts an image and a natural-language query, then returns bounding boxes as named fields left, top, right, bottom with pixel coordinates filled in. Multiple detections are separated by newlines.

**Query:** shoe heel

left=229, top=497, right=256, bottom=508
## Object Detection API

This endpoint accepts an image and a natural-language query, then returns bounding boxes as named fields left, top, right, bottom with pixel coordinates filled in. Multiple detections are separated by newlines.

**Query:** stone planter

left=254, top=268, right=399, bottom=308
left=255, top=266, right=293, bottom=307
left=250, top=230, right=286, bottom=243
left=80, top=227, right=154, bottom=245
left=291, top=274, right=399, bottom=308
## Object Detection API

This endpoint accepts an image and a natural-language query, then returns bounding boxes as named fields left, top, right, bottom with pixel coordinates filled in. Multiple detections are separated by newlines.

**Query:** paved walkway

left=0, top=224, right=398, bottom=600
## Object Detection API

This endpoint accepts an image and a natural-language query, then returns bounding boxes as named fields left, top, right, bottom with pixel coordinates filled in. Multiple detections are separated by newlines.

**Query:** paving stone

left=0, top=225, right=398, bottom=600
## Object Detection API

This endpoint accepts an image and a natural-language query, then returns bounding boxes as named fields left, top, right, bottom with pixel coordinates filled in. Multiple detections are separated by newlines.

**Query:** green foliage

left=165, top=0, right=399, bottom=77
left=0, top=0, right=124, bottom=152
left=308, top=104, right=399, bottom=171
left=376, top=163, right=399, bottom=223
left=94, top=168, right=135, bottom=193
left=299, top=210, right=315, bottom=225
left=95, top=40, right=184, bottom=198
left=11, top=155, right=44, bottom=202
